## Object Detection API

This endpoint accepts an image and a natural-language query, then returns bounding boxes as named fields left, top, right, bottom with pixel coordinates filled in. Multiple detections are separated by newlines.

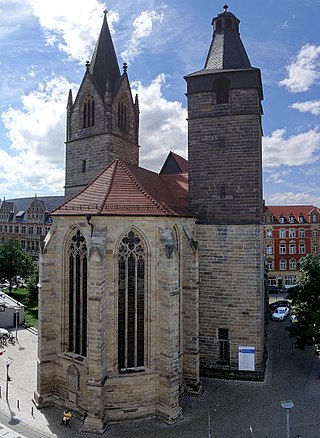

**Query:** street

left=0, top=316, right=319, bottom=437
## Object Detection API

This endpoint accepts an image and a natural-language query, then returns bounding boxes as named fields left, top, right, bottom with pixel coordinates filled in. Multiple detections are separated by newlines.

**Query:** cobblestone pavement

left=0, top=318, right=319, bottom=437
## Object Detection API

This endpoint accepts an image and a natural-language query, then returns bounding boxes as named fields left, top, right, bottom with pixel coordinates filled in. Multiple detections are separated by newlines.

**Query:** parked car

left=269, top=300, right=291, bottom=311
left=268, top=285, right=283, bottom=293
left=271, top=306, right=290, bottom=321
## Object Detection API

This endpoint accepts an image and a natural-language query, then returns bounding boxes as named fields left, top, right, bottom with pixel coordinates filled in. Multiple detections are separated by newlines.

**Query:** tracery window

left=118, top=230, right=145, bottom=371
left=118, top=97, right=127, bottom=131
left=83, top=94, right=95, bottom=128
left=68, top=229, right=88, bottom=357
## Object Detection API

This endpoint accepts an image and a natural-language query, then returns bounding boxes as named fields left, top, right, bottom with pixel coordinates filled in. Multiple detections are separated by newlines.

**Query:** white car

left=271, top=306, right=290, bottom=321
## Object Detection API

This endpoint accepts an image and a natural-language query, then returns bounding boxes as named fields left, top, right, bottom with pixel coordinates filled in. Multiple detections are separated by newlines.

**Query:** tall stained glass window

left=68, top=229, right=87, bottom=357
left=118, top=230, right=145, bottom=370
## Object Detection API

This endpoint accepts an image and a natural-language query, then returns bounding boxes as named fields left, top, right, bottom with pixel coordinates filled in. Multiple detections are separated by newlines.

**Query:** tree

left=287, top=253, right=320, bottom=347
left=0, top=239, right=35, bottom=294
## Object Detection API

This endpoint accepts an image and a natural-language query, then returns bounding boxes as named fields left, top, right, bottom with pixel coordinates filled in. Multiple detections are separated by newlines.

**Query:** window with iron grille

left=118, top=230, right=145, bottom=371
left=218, top=328, right=230, bottom=364
left=67, top=229, right=87, bottom=357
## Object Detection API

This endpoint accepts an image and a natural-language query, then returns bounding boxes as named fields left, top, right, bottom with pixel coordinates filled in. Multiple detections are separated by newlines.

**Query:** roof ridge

left=99, top=160, right=118, bottom=213
left=118, top=161, right=172, bottom=214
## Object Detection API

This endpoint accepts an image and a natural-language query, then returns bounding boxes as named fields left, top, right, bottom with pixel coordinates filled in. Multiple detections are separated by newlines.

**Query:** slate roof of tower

left=52, top=160, right=195, bottom=218
left=186, top=7, right=257, bottom=78
left=204, top=11, right=251, bottom=70
left=89, top=13, right=121, bottom=94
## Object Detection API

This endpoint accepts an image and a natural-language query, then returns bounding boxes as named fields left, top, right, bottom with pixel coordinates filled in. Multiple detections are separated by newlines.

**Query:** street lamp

left=281, top=400, right=294, bottom=438
left=5, top=357, right=13, bottom=402
left=14, top=307, right=19, bottom=341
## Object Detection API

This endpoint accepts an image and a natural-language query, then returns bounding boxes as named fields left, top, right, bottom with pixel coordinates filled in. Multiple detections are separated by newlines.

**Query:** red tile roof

left=53, top=160, right=196, bottom=218
left=265, top=205, right=318, bottom=222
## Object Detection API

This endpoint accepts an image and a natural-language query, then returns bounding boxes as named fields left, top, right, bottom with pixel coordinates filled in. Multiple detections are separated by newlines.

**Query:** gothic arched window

left=118, top=98, right=127, bottom=131
left=118, top=230, right=145, bottom=371
left=83, top=94, right=95, bottom=128
left=68, top=229, right=88, bottom=357
left=213, top=77, right=230, bottom=104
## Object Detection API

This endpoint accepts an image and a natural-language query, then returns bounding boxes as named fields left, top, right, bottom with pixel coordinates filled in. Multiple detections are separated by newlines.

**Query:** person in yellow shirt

left=62, top=410, right=72, bottom=427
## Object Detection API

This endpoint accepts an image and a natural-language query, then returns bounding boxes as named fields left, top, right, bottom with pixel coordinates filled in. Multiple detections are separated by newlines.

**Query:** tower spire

left=89, top=11, right=121, bottom=95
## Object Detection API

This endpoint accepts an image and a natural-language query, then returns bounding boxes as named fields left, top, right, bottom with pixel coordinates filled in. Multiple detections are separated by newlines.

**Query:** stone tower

left=64, top=11, right=140, bottom=200
left=185, top=6, right=266, bottom=377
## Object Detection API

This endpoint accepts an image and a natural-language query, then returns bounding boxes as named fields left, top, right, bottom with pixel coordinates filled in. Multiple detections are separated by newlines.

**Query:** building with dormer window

left=264, top=205, right=320, bottom=289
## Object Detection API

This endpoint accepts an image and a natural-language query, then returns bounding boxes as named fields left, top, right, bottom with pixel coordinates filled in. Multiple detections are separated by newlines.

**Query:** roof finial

left=104, top=8, right=108, bottom=16
left=223, top=4, right=228, bottom=12
left=85, top=60, right=90, bottom=70
left=123, top=62, right=128, bottom=73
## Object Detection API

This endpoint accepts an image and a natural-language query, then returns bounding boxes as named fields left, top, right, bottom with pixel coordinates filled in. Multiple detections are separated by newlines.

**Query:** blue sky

left=0, top=0, right=319, bottom=205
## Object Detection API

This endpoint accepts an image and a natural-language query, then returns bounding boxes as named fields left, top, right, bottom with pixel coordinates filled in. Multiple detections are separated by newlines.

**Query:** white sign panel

left=238, top=346, right=255, bottom=371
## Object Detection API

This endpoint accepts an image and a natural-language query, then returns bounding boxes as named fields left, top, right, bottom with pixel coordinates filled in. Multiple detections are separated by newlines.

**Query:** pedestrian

left=62, top=409, right=72, bottom=427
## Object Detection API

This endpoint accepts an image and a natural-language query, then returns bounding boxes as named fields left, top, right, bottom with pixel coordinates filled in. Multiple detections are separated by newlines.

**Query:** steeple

left=204, top=5, right=251, bottom=70
left=89, top=10, right=121, bottom=95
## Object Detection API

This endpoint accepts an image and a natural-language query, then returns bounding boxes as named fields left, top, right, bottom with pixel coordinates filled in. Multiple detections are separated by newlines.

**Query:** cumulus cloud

left=279, top=44, right=320, bottom=92
left=0, top=76, right=76, bottom=196
left=131, top=74, right=187, bottom=171
left=265, top=169, right=292, bottom=184
left=28, top=0, right=119, bottom=63
left=121, top=9, right=164, bottom=64
left=268, top=191, right=320, bottom=206
left=263, top=128, right=320, bottom=168
left=290, top=100, right=320, bottom=115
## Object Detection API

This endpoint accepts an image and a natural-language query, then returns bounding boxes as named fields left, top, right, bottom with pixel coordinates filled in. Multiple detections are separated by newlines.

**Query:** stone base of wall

left=200, top=366, right=265, bottom=382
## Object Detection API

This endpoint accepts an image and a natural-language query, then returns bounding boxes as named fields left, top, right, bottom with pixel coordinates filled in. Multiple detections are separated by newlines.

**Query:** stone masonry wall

left=197, top=223, right=265, bottom=374
left=188, top=88, right=263, bottom=224
left=36, top=215, right=198, bottom=431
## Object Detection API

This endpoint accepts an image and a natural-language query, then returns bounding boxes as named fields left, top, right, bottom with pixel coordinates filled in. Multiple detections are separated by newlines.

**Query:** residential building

left=264, top=205, right=320, bottom=290
left=0, top=196, right=64, bottom=260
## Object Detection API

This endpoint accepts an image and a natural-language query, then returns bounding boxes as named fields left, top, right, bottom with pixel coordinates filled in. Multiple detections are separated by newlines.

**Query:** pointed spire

left=204, top=7, right=251, bottom=70
left=89, top=11, right=121, bottom=95
left=67, top=89, right=73, bottom=107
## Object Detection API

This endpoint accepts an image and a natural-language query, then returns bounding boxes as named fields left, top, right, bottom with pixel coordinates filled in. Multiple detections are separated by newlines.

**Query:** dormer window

left=298, top=215, right=304, bottom=223
left=289, top=215, right=295, bottom=223
left=213, top=77, right=230, bottom=104
left=312, top=214, right=318, bottom=222
left=279, top=216, right=285, bottom=224
left=216, top=20, right=222, bottom=30
left=83, top=94, right=95, bottom=128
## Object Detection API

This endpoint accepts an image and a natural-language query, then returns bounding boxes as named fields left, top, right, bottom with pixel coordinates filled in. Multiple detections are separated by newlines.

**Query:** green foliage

left=0, top=239, right=34, bottom=293
left=26, top=265, right=39, bottom=301
left=287, top=253, right=320, bottom=346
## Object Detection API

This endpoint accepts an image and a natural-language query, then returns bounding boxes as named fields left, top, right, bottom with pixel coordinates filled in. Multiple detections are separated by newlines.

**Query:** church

left=34, top=6, right=266, bottom=433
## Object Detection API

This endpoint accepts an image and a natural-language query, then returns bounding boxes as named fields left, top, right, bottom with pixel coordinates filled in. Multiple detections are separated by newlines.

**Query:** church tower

left=64, top=11, right=140, bottom=200
left=185, top=6, right=266, bottom=377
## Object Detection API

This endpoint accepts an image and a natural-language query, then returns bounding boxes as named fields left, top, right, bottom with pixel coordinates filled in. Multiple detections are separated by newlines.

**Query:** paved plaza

left=0, top=317, right=319, bottom=437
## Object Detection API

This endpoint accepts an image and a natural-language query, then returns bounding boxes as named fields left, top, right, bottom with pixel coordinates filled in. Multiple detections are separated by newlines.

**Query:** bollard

left=31, top=406, right=34, bottom=417
left=17, top=399, right=20, bottom=410
left=0, top=386, right=1, bottom=398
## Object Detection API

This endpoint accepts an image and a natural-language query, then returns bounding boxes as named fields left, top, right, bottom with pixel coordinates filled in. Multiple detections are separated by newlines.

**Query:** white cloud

left=131, top=74, right=187, bottom=171
left=290, top=99, right=320, bottom=115
left=265, top=169, right=292, bottom=184
left=121, top=9, right=164, bottom=64
left=28, top=0, right=119, bottom=63
left=0, top=76, right=76, bottom=196
left=263, top=128, right=320, bottom=168
left=268, top=191, right=320, bottom=206
left=279, top=44, right=320, bottom=92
